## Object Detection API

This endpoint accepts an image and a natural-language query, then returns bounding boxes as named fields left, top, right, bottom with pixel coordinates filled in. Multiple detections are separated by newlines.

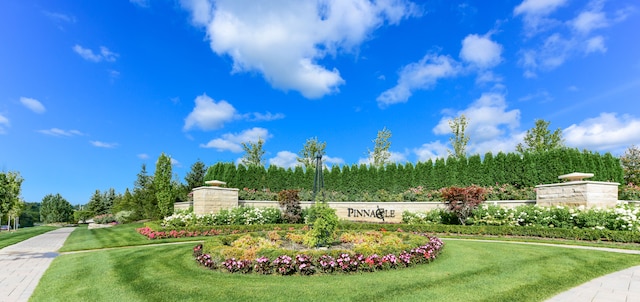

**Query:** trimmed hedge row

left=140, top=221, right=640, bottom=244
left=205, top=149, right=623, bottom=194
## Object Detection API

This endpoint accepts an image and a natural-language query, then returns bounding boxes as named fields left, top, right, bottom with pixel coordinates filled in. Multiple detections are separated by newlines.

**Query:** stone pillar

left=536, top=172, right=620, bottom=208
left=192, top=180, right=239, bottom=215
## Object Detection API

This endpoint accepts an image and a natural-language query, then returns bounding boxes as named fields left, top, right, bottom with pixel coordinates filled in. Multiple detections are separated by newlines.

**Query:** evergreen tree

left=467, top=154, right=483, bottom=185
left=185, top=159, right=207, bottom=191
left=154, top=153, right=174, bottom=218
left=432, top=158, right=447, bottom=189
left=133, top=164, right=158, bottom=220
left=493, top=152, right=507, bottom=185
left=86, top=190, right=105, bottom=215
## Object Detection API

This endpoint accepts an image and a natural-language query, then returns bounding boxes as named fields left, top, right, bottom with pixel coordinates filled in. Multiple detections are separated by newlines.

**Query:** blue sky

left=1, top=0, right=639, bottom=205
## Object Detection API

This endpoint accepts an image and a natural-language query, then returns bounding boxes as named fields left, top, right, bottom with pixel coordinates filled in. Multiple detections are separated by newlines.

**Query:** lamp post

left=312, top=153, right=324, bottom=202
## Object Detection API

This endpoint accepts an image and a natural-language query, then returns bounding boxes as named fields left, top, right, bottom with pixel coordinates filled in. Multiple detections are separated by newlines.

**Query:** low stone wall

left=239, top=200, right=536, bottom=223
left=192, top=186, right=239, bottom=215
left=536, top=181, right=619, bottom=208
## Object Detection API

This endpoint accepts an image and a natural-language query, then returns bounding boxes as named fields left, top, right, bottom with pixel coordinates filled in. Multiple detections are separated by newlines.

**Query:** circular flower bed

left=193, top=230, right=444, bottom=275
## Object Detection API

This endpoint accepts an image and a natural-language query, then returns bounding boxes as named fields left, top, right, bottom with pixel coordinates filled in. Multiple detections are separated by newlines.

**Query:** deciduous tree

left=621, top=145, right=640, bottom=185
left=516, top=119, right=564, bottom=154
left=368, top=127, right=392, bottom=168
left=448, top=114, right=469, bottom=160
left=297, top=137, right=327, bottom=169
left=241, top=138, right=265, bottom=167
left=40, top=193, right=73, bottom=223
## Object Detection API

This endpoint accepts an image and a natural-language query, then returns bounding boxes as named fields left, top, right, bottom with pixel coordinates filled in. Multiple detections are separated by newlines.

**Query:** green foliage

left=154, top=153, right=174, bottom=218
left=621, top=145, right=640, bottom=185
left=40, top=193, right=73, bottom=223
left=0, top=171, right=24, bottom=225
left=277, top=189, right=302, bottom=223
left=18, top=202, right=41, bottom=227
left=619, top=184, right=640, bottom=201
left=184, top=159, right=207, bottom=191
left=241, top=138, right=265, bottom=167
left=368, top=127, right=392, bottom=168
left=441, top=185, right=486, bottom=225
left=86, top=189, right=117, bottom=216
left=74, top=210, right=94, bottom=223
left=114, top=210, right=135, bottom=224
left=516, top=119, right=564, bottom=153
left=297, top=137, right=326, bottom=169
left=303, top=203, right=339, bottom=247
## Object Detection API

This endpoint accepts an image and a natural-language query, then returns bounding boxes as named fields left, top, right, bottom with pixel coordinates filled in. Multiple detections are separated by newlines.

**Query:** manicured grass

left=33, top=239, right=640, bottom=302
left=59, top=223, right=203, bottom=252
left=0, top=226, right=58, bottom=249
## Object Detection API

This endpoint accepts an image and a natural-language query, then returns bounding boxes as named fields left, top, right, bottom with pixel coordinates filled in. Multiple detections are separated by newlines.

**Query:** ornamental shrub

left=441, top=185, right=486, bottom=225
left=277, top=189, right=302, bottom=223
left=303, top=203, right=339, bottom=247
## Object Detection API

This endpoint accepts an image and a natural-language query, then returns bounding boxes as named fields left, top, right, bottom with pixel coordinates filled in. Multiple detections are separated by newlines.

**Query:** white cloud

left=0, top=114, right=9, bottom=134
left=181, top=0, right=419, bottom=99
left=200, top=127, right=271, bottom=152
left=323, top=155, right=345, bottom=166
left=459, top=34, right=503, bottom=69
left=269, top=151, right=299, bottom=168
left=137, top=153, right=149, bottom=160
left=73, top=45, right=118, bottom=62
left=358, top=151, right=407, bottom=165
left=585, top=35, right=606, bottom=54
left=90, top=141, right=118, bottom=148
left=184, top=94, right=237, bottom=131
left=570, top=10, right=608, bottom=34
left=20, top=97, right=46, bottom=114
left=414, top=141, right=449, bottom=162
left=38, top=128, right=84, bottom=137
left=377, top=54, right=460, bottom=107
left=130, top=0, right=150, bottom=8
left=564, top=113, right=640, bottom=151
left=429, top=92, right=522, bottom=156
left=43, top=11, right=76, bottom=24
left=514, top=0, right=567, bottom=34
left=434, top=93, right=520, bottom=142
left=514, top=0, right=567, bottom=16
left=170, top=158, right=181, bottom=167
left=243, top=112, right=285, bottom=122
left=517, top=0, right=624, bottom=76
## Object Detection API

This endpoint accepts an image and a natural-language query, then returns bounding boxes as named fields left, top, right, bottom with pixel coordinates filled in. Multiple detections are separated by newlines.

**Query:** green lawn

left=59, top=223, right=203, bottom=252
left=33, top=237, right=640, bottom=302
left=0, top=226, right=58, bottom=249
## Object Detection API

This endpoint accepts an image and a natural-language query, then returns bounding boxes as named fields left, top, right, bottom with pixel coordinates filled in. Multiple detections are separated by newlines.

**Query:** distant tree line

left=205, top=148, right=624, bottom=195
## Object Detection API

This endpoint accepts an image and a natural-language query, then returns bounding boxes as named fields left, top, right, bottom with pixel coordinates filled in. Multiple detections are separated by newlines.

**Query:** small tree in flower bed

left=277, top=189, right=302, bottom=223
left=441, top=185, right=486, bottom=225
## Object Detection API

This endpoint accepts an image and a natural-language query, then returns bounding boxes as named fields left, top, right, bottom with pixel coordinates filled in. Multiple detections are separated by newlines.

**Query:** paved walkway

left=0, top=227, right=75, bottom=302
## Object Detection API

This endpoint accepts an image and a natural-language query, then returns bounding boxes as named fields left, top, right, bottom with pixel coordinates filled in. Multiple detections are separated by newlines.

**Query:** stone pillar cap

left=205, top=180, right=226, bottom=187
left=558, top=172, right=594, bottom=181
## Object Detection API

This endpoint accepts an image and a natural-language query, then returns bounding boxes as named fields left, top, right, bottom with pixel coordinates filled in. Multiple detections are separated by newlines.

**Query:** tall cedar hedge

left=204, top=149, right=624, bottom=194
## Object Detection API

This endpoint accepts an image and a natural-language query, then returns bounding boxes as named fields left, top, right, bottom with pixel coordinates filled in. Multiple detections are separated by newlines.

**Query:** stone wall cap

left=205, top=180, right=226, bottom=187
left=558, top=172, right=594, bottom=181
